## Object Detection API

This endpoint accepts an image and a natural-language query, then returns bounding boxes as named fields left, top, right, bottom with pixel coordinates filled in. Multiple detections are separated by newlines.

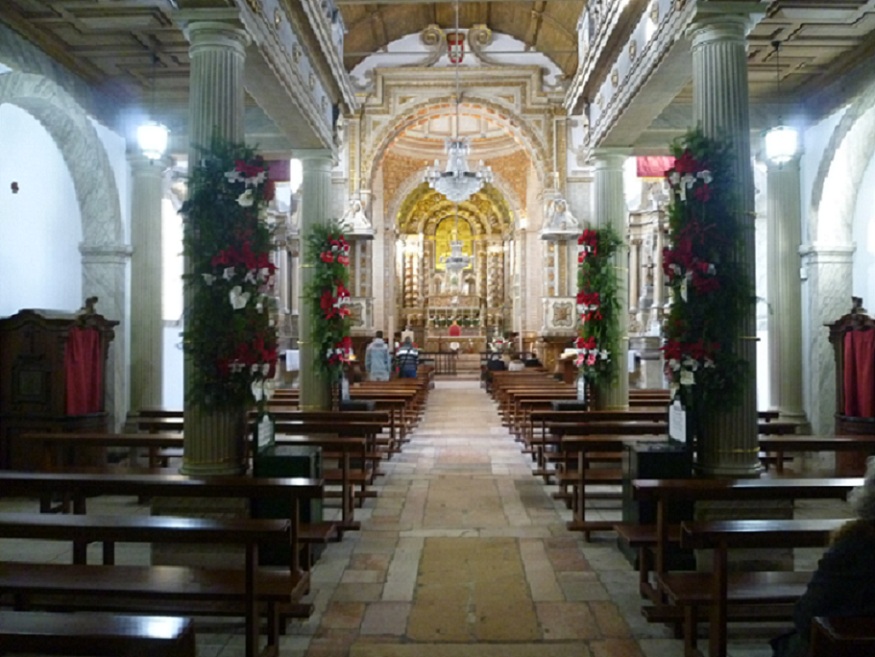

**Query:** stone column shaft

left=181, top=19, right=250, bottom=475
left=689, top=8, right=760, bottom=475
left=185, top=21, right=248, bottom=150
left=801, top=244, right=855, bottom=435
left=592, top=150, right=629, bottom=410
left=129, top=154, right=170, bottom=413
left=766, top=158, right=806, bottom=423
left=629, top=239, right=640, bottom=313
left=297, top=149, right=334, bottom=411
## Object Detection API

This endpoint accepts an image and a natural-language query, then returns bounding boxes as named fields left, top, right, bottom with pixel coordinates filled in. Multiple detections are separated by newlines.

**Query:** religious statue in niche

left=342, top=196, right=372, bottom=234
left=543, top=195, right=579, bottom=232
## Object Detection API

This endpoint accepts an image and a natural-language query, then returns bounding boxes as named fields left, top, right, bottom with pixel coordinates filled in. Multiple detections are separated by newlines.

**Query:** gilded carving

left=553, top=301, right=574, bottom=328
left=629, top=39, right=637, bottom=61
left=246, top=0, right=261, bottom=14
left=274, top=8, right=282, bottom=28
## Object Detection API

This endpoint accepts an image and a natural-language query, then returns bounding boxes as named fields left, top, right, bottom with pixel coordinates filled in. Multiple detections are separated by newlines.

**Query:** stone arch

left=0, top=72, right=124, bottom=246
left=0, top=71, right=128, bottom=427
left=363, top=95, right=551, bottom=199
left=804, top=80, right=875, bottom=433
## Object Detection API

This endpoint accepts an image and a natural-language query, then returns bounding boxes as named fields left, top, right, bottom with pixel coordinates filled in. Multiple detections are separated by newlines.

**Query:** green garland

left=576, top=225, right=623, bottom=389
left=180, top=135, right=279, bottom=410
left=304, top=220, right=353, bottom=382
left=661, top=128, right=752, bottom=415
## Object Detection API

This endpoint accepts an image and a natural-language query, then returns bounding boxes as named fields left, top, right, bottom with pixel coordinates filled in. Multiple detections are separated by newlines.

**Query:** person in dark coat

left=771, top=457, right=875, bottom=657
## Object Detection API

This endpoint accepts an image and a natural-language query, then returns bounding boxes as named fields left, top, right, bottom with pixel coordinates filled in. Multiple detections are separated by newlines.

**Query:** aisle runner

left=408, top=536, right=539, bottom=641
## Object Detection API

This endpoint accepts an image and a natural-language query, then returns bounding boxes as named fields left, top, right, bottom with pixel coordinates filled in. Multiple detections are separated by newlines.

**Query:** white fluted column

left=180, top=17, right=249, bottom=475
left=184, top=20, right=248, bottom=150
left=689, top=5, right=760, bottom=475
left=297, top=149, right=334, bottom=411
left=129, top=153, right=171, bottom=413
left=592, top=149, right=629, bottom=410
left=766, top=157, right=806, bottom=425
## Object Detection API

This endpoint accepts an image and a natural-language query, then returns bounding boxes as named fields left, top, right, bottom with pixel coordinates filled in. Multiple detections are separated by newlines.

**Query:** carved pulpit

left=0, top=302, right=118, bottom=470
left=828, top=297, right=875, bottom=475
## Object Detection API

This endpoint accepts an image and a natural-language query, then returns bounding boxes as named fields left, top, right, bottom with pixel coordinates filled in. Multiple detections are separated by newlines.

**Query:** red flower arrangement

left=576, top=226, right=622, bottom=389
left=306, top=220, right=353, bottom=382
left=181, top=136, right=279, bottom=411
left=661, top=129, right=751, bottom=414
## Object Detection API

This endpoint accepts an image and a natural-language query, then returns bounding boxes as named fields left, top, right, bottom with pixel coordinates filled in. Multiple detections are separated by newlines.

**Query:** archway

left=0, top=71, right=128, bottom=425
left=805, top=81, right=875, bottom=433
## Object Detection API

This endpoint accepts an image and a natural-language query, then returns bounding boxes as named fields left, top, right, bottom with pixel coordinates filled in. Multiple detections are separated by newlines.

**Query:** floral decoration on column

left=305, top=220, right=354, bottom=382
left=575, top=225, right=622, bottom=404
left=661, top=129, right=751, bottom=420
left=180, top=136, right=279, bottom=415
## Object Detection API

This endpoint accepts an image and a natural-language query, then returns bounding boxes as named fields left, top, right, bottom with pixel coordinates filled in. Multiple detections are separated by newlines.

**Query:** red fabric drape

left=636, top=156, right=675, bottom=179
left=844, top=330, right=875, bottom=417
left=65, top=326, right=103, bottom=415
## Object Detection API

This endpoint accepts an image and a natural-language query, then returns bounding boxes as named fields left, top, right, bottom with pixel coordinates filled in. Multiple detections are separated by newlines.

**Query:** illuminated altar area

left=395, top=193, right=511, bottom=353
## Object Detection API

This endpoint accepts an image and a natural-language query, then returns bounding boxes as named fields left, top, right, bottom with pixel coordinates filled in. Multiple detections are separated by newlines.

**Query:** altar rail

left=418, top=352, right=458, bottom=376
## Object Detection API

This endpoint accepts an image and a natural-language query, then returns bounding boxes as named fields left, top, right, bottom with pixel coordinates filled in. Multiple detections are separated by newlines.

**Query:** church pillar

left=766, top=157, right=806, bottom=425
left=180, top=16, right=250, bottom=475
left=80, top=244, right=131, bottom=430
left=592, top=149, right=629, bottom=410
left=184, top=18, right=248, bottom=148
left=128, top=153, right=171, bottom=414
left=688, top=5, right=760, bottom=475
left=297, top=149, right=334, bottom=410
left=629, top=238, right=640, bottom=315
left=801, top=244, right=855, bottom=435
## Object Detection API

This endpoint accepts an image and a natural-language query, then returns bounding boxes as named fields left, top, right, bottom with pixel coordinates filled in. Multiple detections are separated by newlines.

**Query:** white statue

left=342, top=197, right=372, bottom=234
left=544, top=196, right=579, bottom=232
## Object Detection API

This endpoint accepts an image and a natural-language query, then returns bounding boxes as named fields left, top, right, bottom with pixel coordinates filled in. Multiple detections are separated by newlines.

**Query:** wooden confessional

left=0, top=300, right=117, bottom=470
left=828, top=297, right=875, bottom=475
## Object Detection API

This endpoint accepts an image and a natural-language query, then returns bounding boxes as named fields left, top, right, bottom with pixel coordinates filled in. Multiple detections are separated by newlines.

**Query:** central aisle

left=299, top=379, right=661, bottom=657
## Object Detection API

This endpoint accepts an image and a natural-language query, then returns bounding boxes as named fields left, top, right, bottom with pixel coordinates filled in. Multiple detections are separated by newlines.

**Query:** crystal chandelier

left=423, top=1, right=492, bottom=203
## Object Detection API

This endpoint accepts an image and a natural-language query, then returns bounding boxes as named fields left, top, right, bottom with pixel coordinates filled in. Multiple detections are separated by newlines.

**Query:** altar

left=426, top=331, right=488, bottom=353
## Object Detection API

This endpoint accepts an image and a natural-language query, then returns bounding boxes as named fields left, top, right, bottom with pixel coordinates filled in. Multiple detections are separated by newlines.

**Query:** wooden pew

left=561, top=434, right=670, bottom=540
left=23, top=432, right=185, bottom=471
left=676, top=518, right=846, bottom=657
left=810, top=615, right=875, bottom=657
left=269, top=433, right=367, bottom=532
left=628, top=477, right=861, bottom=609
left=0, top=611, right=195, bottom=657
left=0, top=511, right=301, bottom=657
left=758, top=434, right=875, bottom=474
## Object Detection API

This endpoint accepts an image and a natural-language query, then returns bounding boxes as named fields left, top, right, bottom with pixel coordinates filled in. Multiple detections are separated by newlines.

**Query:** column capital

left=590, top=147, right=630, bottom=169
left=765, top=154, right=801, bottom=173
left=799, top=242, right=856, bottom=263
left=688, top=1, right=766, bottom=40
left=295, top=148, right=335, bottom=164
left=176, top=12, right=250, bottom=53
left=128, top=151, right=173, bottom=174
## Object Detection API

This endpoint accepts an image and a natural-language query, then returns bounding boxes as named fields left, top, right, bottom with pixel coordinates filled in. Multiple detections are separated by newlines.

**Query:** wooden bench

left=758, top=434, right=875, bottom=474
left=0, top=610, right=195, bottom=656
left=268, top=433, right=368, bottom=532
left=811, top=615, right=875, bottom=657
left=675, top=518, right=846, bottom=657
left=23, top=432, right=185, bottom=471
left=0, top=511, right=304, bottom=657
left=561, top=434, right=670, bottom=540
left=627, top=477, right=862, bottom=607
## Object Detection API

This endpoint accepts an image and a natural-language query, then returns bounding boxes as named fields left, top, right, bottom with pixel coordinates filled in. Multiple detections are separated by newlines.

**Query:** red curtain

left=844, top=330, right=875, bottom=417
left=636, top=156, right=675, bottom=179
left=65, top=326, right=103, bottom=415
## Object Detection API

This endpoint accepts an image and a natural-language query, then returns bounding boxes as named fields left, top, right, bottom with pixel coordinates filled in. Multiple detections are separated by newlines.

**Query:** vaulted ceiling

left=2, top=1, right=875, bottom=152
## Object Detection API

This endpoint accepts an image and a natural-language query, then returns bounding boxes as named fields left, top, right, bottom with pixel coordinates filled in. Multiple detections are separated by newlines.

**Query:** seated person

left=771, top=456, right=875, bottom=657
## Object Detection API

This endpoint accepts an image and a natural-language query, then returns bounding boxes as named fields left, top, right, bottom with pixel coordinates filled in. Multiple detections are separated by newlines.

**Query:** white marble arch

left=804, top=81, right=875, bottom=434
left=0, top=70, right=128, bottom=428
